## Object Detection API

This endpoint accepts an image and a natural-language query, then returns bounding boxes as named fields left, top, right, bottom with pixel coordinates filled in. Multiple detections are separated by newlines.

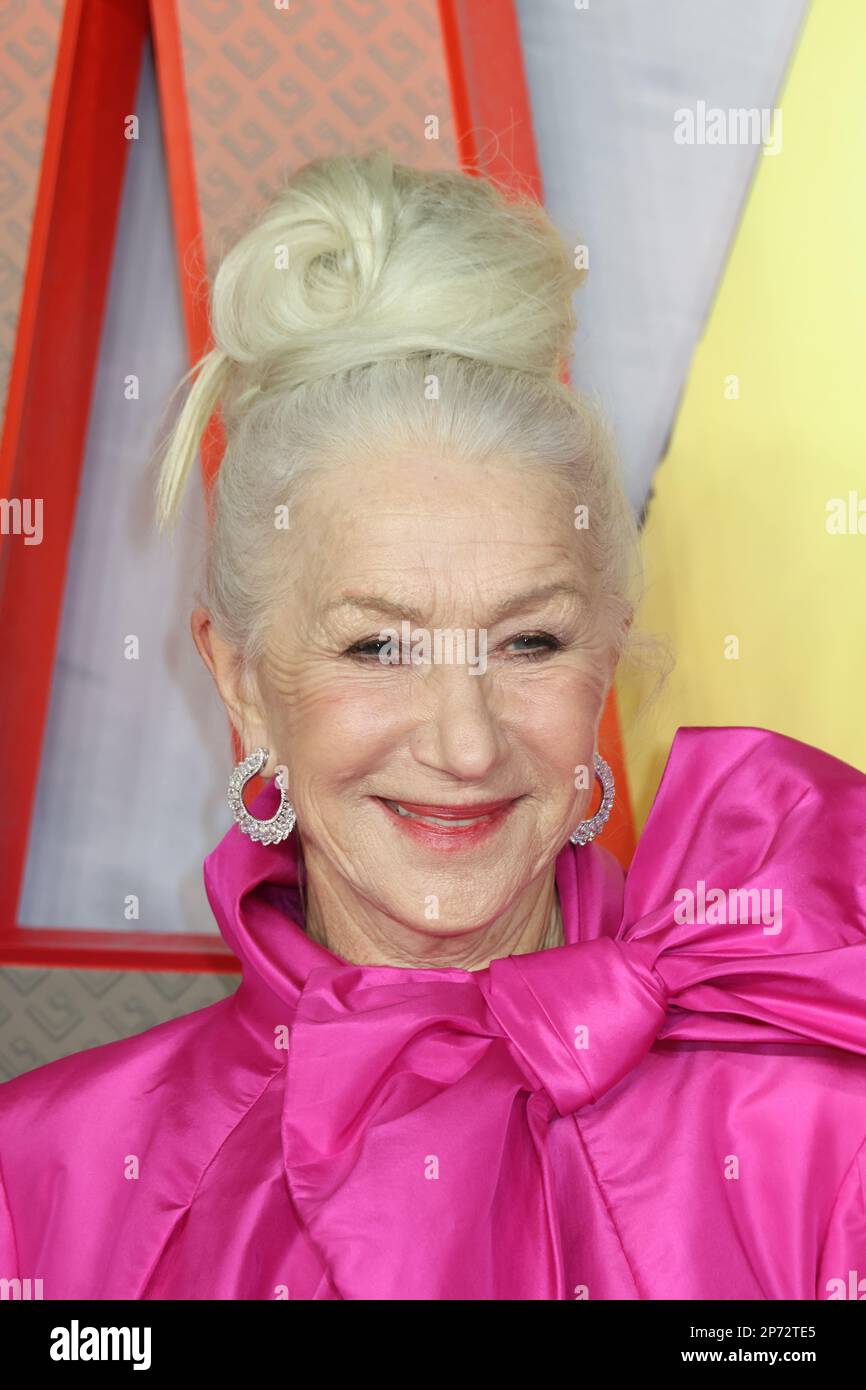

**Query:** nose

left=407, top=662, right=507, bottom=782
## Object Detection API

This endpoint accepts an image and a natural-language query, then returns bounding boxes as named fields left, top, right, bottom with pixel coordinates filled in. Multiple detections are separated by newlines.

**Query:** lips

left=380, top=796, right=516, bottom=825
left=374, top=795, right=520, bottom=846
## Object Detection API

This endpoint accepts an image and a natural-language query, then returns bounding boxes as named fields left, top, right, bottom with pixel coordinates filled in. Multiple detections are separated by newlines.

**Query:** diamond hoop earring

left=227, top=746, right=296, bottom=844
left=570, top=753, right=615, bottom=846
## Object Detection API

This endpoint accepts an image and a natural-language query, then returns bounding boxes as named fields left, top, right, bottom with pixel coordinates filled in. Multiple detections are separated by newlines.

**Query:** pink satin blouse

left=1, top=724, right=865, bottom=1300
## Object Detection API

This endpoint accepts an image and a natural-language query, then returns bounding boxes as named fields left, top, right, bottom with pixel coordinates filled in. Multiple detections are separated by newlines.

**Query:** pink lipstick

left=374, top=795, right=519, bottom=850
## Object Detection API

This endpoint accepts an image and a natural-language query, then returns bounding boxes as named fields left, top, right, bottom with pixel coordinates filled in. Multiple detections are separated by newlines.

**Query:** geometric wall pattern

left=0, top=965, right=238, bottom=1082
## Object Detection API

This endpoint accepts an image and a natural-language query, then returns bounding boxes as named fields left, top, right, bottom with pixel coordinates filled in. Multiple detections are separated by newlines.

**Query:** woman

left=1, top=150, right=865, bottom=1301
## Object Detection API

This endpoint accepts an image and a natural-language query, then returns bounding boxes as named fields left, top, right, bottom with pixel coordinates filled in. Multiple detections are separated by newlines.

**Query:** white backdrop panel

left=515, top=0, right=808, bottom=514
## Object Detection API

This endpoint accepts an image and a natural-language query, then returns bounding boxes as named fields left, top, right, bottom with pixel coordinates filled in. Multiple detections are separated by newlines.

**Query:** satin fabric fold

left=2, top=723, right=866, bottom=1299
left=203, top=723, right=866, bottom=1299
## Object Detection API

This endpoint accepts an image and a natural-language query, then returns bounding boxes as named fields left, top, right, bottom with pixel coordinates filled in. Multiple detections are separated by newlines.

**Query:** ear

left=191, top=607, right=271, bottom=763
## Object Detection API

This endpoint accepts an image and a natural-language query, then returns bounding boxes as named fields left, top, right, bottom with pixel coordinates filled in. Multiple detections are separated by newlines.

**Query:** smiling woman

left=1, top=149, right=866, bottom=1302
left=153, top=148, right=650, bottom=971
left=194, top=439, right=628, bottom=968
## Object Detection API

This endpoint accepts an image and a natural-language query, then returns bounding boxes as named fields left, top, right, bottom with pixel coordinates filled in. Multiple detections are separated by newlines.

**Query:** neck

left=301, top=845, right=564, bottom=970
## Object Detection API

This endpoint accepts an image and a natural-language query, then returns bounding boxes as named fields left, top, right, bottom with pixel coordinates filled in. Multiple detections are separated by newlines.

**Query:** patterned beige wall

left=0, top=966, right=239, bottom=1081
left=0, top=0, right=63, bottom=421
left=175, top=0, right=458, bottom=275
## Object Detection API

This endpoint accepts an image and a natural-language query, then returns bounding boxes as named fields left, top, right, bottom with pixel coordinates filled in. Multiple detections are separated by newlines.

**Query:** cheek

left=502, top=666, right=603, bottom=760
left=271, top=671, right=409, bottom=784
left=499, top=671, right=603, bottom=814
left=264, top=657, right=605, bottom=792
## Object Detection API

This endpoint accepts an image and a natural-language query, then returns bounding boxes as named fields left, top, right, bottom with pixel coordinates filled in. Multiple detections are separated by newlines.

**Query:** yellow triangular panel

left=617, top=0, right=866, bottom=826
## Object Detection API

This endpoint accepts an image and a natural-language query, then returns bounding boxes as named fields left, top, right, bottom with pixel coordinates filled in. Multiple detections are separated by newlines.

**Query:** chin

left=388, top=885, right=513, bottom=934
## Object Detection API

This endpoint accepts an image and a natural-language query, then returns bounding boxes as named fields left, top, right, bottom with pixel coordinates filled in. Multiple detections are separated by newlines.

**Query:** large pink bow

left=204, top=726, right=866, bottom=1300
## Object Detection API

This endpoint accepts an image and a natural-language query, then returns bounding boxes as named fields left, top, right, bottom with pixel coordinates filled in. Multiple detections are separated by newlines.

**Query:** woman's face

left=234, top=450, right=616, bottom=934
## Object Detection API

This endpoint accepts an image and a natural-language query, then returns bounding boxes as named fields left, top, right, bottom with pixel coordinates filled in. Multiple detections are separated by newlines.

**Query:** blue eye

left=505, top=633, right=562, bottom=660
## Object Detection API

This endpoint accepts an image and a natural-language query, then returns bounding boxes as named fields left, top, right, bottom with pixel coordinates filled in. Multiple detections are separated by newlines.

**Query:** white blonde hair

left=154, top=148, right=669, bottom=696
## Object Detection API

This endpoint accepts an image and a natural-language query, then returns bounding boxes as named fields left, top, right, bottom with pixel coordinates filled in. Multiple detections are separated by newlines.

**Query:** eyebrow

left=322, top=582, right=587, bottom=627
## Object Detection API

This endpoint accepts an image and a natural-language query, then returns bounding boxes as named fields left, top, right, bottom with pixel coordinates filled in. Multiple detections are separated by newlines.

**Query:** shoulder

left=0, top=991, right=274, bottom=1187
left=0, top=992, right=284, bottom=1293
left=647, top=724, right=865, bottom=826
left=0, top=994, right=232, bottom=1123
left=628, top=723, right=866, bottom=952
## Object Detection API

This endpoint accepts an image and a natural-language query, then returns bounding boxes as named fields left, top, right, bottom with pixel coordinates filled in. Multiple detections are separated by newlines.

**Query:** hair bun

left=213, top=149, right=396, bottom=366
left=209, top=148, right=584, bottom=399
left=155, top=148, right=586, bottom=528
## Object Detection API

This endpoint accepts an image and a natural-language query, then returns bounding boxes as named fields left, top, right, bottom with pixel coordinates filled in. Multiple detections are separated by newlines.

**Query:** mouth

left=373, top=794, right=521, bottom=847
